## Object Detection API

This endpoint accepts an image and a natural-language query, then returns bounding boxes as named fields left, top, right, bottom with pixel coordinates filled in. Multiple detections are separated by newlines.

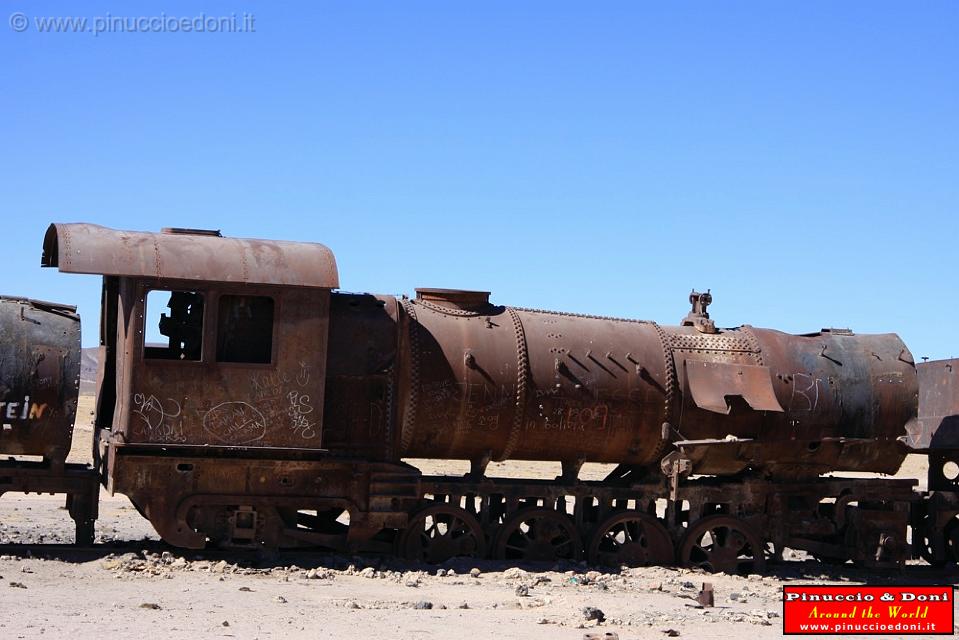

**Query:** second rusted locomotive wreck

left=0, top=296, right=98, bottom=543
left=32, top=222, right=957, bottom=571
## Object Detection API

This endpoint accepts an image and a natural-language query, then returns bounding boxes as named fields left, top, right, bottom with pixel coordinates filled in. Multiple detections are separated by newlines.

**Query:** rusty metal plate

left=910, top=358, right=959, bottom=450
left=126, top=287, right=330, bottom=449
left=683, top=361, right=784, bottom=414
left=42, top=223, right=339, bottom=288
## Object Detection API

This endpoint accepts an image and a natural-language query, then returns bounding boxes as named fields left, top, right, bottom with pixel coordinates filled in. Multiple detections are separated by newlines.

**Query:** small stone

left=469, top=568, right=481, bottom=578
left=221, top=621, right=230, bottom=627
left=212, top=560, right=228, bottom=574
left=446, top=569, right=456, bottom=577
left=346, top=600, right=360, bottom=609
left=413, top=600, right=433, bottom=610
left=238, top=586, right=253, bottom=592
left=729, top=592, right=743, bottom=601
left=766, top=611, right=780, bottom=618
left=9, top=582, right=27, bottom=589
left=273, top=596, right=287, bottom=604
left=358, top=567, right=375, bottom=579
left=680, top=581, right=695, bottom=590
left=139, top=603, right=161, bottom=610
left=456, top=602, right=469, bottom=609
left=663, top=630, right=680, bottom=637
left=502, top=567, right=528, bottom=580
left=515, top=584, right=529, bottom=597
left=435, top=569, right=445, bottom=577
left=582, top=606, right=606, bottom=623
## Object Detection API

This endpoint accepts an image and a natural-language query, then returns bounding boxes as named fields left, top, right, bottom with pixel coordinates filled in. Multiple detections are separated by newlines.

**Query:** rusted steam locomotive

left=1, top=222, right=957, bottom=574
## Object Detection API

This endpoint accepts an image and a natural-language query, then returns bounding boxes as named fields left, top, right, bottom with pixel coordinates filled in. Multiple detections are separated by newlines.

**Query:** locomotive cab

left=39, top=223, right=381, bottom=548
left=42, top=223, right=337, bottom=457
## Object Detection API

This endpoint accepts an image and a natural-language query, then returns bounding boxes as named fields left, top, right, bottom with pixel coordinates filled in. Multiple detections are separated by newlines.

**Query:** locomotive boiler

left=383, top=288, right=916, bottom=480
left=1, top=222, right=954, bottom=572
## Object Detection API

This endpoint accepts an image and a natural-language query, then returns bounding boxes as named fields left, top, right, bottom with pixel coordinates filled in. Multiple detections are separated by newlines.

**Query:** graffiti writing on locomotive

left=0, top=396, right=51, bottom=428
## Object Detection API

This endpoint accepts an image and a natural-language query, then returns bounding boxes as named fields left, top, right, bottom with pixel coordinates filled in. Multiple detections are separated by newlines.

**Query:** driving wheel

left=397, top=504, right=486, bottom=563
left=587, top=511, right=674, bottom=567
left=678, top=515, right=766, bottom=574
left=493, top=507, right=582, bottom=562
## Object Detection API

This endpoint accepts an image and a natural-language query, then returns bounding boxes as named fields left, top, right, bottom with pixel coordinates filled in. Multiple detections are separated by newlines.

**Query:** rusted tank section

left=397, top=289, right=672, bottom=475
left=396, top=289, right=917, bottom=478
left=677, top=326, right=916, bottom=477
left=322, top=293, right=402, bottom=460
left=0, top=296, right=80, bottom=467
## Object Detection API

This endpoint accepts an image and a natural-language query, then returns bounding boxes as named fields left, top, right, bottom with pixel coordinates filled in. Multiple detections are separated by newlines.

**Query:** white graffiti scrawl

left=133, top=393, right=185, bottom=442
left=287, top=390, right=317, bottom=439
left=202, top=401, right=267, bottom=445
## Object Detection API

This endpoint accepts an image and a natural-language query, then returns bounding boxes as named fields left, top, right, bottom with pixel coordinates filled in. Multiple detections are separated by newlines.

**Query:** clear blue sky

left=2, top=2, right=956, bottom=358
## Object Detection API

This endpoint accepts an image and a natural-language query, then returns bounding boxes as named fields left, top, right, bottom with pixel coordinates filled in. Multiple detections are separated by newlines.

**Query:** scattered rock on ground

left=582, top=606, right=606, bottom=623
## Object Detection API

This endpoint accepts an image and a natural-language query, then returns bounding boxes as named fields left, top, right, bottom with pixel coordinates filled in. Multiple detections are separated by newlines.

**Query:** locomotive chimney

left=682, top=289, right=717, bottom=334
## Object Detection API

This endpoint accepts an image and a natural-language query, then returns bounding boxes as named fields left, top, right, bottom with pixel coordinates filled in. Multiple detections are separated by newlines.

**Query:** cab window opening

left=144, top=289, right=204, bottom=361
left=216, top=295, right=274, bottom=364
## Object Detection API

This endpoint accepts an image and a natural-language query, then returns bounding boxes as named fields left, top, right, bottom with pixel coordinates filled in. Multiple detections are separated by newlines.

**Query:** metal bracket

left=660, top=451, right=692, bottom=501
left=681, top=289, right=716, bottom=334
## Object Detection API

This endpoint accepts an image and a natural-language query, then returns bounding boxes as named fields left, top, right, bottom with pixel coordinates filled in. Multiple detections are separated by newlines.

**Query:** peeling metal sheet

left=683, top=360, right=784, bottom=414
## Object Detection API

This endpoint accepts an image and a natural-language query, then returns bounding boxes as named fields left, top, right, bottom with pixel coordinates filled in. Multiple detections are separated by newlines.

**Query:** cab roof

left=41, top=223, right=339, bottom=288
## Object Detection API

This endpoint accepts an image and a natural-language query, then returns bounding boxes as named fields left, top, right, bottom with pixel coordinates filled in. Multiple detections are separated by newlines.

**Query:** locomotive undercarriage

left=404, top=474, right=922, bottom=572
left=111, top=450, right=421, bottom=551
left=0, top=459, right=99, bottom=545
left=112, top=447, right=939, bottom=572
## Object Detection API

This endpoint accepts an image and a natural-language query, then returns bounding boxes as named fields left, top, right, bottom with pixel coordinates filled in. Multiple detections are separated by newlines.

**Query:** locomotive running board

left=675, top=436, right=906, bottom=476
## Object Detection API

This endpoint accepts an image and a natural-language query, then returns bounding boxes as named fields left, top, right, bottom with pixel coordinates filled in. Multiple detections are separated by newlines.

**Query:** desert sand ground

left=0, top=396, right=954, bottom=640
